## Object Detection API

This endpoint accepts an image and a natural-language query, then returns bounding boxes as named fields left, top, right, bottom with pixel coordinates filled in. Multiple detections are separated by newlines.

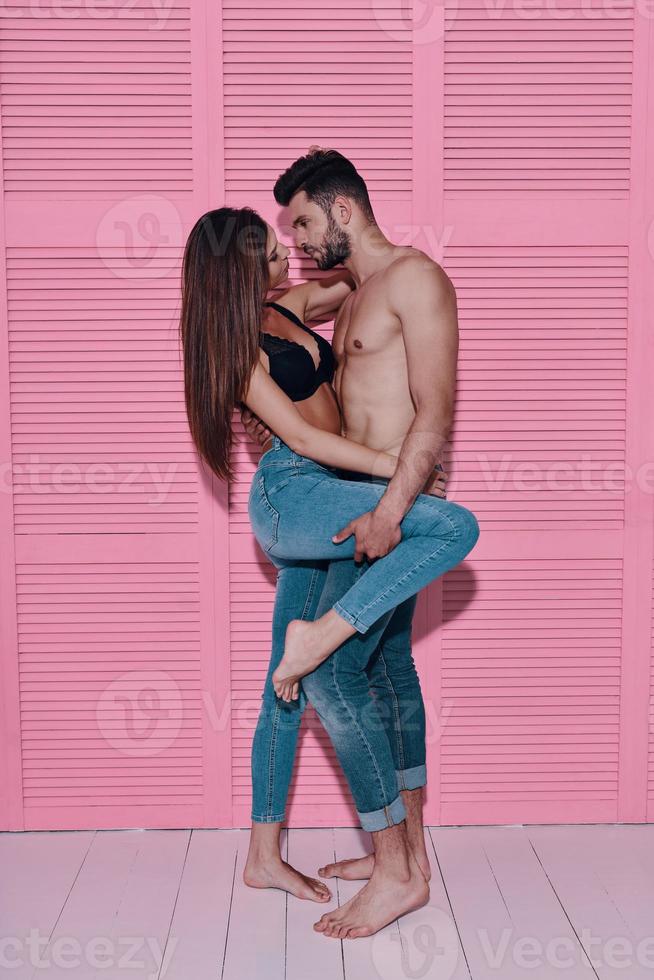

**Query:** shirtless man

left=242, top=149, right=460, bottom=939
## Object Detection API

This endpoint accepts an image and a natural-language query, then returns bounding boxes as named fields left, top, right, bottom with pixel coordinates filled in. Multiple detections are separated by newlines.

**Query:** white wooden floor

left=2, top=824, right=654, bottom=979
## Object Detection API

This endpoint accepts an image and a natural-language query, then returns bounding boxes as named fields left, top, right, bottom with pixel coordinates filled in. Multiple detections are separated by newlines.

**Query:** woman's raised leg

left=251, top=469, right=479, bottom=699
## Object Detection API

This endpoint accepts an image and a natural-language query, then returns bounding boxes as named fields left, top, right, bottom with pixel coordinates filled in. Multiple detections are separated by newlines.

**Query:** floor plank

left=221, top=829, right=286, bottom=980
left=429, top=826, right=538, bottom=980
left=22, top=829, right=190, bottom=980
left=158, top=828, right=239, bottom=980
left=528, top=825, right=654, bottom=980
left=285, top=828, right=345, bottom=980
left=0, top=830, right=94, bottom=980
left=475, top=826, right=595, bottom=978
left=585, top=825, right=654, bottom=938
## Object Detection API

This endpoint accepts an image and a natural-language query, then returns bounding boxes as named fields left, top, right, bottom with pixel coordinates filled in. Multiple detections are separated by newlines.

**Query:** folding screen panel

left=433, top=0, right=654, bottom=825
left=0, top=1, right=231, bottom=830
left=222, top=0, right=422, bottom=827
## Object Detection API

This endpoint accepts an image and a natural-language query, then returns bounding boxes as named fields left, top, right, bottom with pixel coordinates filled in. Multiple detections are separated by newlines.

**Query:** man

left=242, top=148, right=460, bottom=939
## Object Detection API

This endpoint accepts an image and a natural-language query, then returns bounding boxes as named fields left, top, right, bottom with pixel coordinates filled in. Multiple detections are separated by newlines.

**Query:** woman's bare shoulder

left=267, top=286, right=309, bottom=322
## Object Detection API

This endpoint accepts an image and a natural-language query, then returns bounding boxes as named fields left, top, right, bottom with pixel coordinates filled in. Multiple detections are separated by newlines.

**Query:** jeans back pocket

left=249, top=472, right=281, bottom=553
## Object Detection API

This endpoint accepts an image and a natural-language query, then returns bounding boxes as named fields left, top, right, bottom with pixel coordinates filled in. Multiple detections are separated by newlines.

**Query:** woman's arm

left=242, top=358, right=397, bottom=478
left=275, top=270, right=355, bottom=323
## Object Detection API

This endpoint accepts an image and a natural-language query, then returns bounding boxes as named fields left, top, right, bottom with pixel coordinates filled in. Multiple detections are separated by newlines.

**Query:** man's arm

left=375, top=257, right=458, bottom=524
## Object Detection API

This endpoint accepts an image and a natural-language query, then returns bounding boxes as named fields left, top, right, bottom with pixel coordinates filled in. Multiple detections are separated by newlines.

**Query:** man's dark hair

left=273, top=149, right=375, bottom=222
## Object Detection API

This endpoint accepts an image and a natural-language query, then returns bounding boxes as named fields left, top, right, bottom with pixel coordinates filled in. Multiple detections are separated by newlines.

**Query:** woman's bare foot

left=272, top=619, right=331, bottom=700
left=319, top=847, right=432, bottom=883
left=313, top=861, right=429, bottom=939
left=272, top=612, right=357, bottom=701
left=243, top=857, right=333, bottom=903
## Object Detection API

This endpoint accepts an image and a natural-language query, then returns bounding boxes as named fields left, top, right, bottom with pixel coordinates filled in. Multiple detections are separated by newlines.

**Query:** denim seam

left=252, top=810, right=286, bottom=823
left=337, top=531, right=457, bottom=630
left=376, top=648, right=406, bottom=773
left=357, top=793, right=406, bottom=831
left=396, top=764, right=427, bottom=791
left=328, top=653, right=389, bottom=813
left=300, top=566, right=322, bottom=621
left=265, top=701, right=281, bottom=820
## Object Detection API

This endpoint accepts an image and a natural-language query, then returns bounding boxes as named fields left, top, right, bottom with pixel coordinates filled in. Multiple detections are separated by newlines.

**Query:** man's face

left=287, top=191, right=351, bottom=270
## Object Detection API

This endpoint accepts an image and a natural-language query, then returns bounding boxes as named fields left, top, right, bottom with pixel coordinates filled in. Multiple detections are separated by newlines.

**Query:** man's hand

left=332, top=509, right=402, bottom=562
left=240, top=405, right=273, bottom=449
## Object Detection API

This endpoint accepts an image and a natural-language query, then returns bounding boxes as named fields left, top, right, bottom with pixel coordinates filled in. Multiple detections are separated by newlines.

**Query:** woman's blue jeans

left=248, top=436, right=480, bottom=830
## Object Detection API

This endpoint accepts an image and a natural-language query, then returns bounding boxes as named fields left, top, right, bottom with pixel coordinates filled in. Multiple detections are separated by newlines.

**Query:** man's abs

left=336, top=339, right=416, bottom=454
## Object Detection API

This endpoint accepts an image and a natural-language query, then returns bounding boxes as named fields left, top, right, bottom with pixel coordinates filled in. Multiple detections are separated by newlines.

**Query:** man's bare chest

left=332, top=296, right=399, bottom=363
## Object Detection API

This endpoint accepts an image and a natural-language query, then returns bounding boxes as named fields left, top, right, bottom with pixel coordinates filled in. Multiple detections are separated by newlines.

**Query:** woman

left=179, top=206, right=480, bottom=902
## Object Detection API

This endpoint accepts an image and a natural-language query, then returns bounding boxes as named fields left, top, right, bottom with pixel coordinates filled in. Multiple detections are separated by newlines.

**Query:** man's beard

left=313, top=214, right=351, bottom=270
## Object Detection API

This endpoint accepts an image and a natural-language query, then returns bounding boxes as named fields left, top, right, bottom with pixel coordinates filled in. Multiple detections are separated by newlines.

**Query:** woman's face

left=265, top=224, right=290, bottom=288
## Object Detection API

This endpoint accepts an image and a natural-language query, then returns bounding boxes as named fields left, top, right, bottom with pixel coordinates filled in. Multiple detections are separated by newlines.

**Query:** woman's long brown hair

left=179, top=207, right=269, bottom=482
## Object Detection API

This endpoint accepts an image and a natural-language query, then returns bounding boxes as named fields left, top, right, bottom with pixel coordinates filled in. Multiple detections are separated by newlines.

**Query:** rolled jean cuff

left=397, top=764, right=427, bottom=791
left=251, top=810, right=285, bottom=824
left=332, top=599, right=370, bottom=635
left=357, top=793, right=407, bottom=832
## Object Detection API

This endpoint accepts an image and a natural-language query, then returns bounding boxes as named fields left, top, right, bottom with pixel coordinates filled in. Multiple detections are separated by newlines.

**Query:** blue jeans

left=249, top=559, right=425, bottom=827
left=250, top=466, right=428, bottom=829
left=248, top=437, right=480, bottom=633
left=248, top=436, right=480, bottom=830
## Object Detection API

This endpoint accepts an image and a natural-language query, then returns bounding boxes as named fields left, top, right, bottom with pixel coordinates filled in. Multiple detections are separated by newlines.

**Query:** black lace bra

left=260, top=300, right=336, bottom=402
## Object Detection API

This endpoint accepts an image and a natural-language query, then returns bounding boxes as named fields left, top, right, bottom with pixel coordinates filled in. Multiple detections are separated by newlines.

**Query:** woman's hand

left=424, top=466, right=448, bottom=499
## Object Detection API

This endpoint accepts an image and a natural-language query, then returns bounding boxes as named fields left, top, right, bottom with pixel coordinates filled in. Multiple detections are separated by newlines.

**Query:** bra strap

left=264, top=300, right=310, bottom=332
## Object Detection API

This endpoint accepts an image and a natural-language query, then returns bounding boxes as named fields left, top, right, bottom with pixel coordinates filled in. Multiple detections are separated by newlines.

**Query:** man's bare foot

left=313, top=862, right=429, bottom=939
left=244, top=857, right=332, bottom=903
left=319, top=847, right=432, bottom=883
left=318, top=854, right=375, bottom=881
left=272, top=619, right=328, bottom=701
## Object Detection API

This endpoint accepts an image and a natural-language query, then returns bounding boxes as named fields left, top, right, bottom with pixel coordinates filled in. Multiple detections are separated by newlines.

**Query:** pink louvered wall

left=0, top=0, right=653, bottom=831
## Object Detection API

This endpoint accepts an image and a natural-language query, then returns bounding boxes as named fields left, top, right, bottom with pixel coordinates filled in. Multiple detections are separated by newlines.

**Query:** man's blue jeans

left=248, top=436, right=480, bottom=830
left=250, top=559, right=426, bottom=831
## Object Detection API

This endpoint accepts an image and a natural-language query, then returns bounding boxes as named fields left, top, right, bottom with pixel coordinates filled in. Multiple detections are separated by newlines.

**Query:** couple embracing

left=179, top=148, right=480, bottom=940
